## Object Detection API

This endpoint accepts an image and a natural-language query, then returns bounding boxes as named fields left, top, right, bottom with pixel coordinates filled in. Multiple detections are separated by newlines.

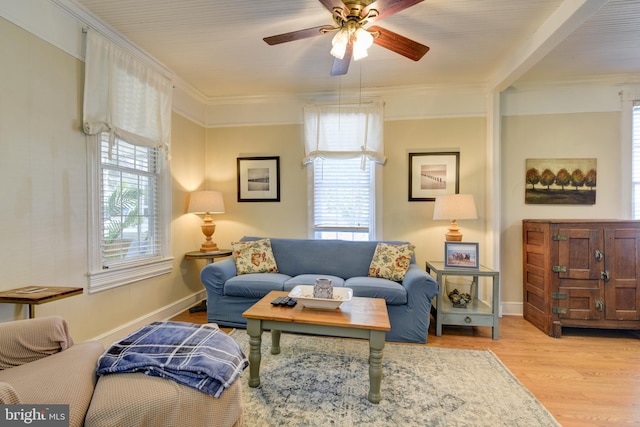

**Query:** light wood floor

left=172, top=309, right=640, bottom=427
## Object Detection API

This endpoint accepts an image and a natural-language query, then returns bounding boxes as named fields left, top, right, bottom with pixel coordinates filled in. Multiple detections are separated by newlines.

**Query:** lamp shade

left=432, top=194, right=477, bottom=221
left=188, top=190, right=225, bottom=214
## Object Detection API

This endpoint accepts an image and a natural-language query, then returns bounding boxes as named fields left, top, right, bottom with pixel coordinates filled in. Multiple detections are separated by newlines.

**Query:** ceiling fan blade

left=369, top=25, right=429, bottom=61
left=263, top=25, right=334, bottom=45
left=330, top=43, right=353, bottom=76
left=318, top=0, right=347, bottom=13
left=365, top=0, right=424, bottom=22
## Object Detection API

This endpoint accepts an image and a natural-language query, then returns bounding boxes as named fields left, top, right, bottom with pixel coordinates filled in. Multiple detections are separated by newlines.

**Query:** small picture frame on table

left=237, top=156, right=280, bottom=202
left=444, top=242, right=479, bottom=269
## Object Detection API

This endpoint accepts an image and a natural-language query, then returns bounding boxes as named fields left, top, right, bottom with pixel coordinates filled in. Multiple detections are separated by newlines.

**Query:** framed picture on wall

left=237, top=156, right=280, bottom=202
left=408, top=152, right=460, bottom=201
left=444, top=242, right=479, bottom=269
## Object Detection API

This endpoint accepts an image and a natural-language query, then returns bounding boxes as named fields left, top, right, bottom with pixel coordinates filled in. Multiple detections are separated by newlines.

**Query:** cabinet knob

left=464, top=316, right=472, bottom=324
left=601, top=270, right=610, bottom=281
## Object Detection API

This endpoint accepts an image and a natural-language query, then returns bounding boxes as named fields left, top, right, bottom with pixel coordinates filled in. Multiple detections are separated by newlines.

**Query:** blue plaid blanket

left=97, top=321, right=248, bottom=398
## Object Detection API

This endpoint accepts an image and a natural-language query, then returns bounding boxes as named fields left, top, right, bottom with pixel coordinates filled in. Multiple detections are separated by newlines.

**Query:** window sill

left=87, top=257, right=174, bottom=294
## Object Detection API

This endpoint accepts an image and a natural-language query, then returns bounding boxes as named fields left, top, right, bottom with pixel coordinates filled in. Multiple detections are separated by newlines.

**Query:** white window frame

left=87, top=133, right=172, bottom=293
left=632, top=102, right=640, bottom=219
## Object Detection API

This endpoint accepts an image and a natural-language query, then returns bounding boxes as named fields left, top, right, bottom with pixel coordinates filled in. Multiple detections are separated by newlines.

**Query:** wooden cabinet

left=522, top=219, right=640, bottom=337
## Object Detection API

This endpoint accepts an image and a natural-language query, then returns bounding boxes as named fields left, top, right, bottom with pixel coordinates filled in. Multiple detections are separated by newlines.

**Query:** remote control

left=280, top=296, right=291, bottom=306
left=271, top=296, right=285, bottom=306
left=285, top=297, right=297, bottom=307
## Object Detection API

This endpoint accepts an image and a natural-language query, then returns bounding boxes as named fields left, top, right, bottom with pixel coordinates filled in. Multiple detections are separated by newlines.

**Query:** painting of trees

left=525, top=158, right=596, bottom=204
left=526, top=168, right=540, bottom=189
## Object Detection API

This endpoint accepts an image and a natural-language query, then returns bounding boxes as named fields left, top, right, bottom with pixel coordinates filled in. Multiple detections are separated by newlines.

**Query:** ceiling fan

left=263, top=0, right=430, bottom=76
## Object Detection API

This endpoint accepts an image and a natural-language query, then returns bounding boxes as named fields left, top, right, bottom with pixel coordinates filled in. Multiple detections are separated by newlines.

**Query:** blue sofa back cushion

left=240, top=237, right=415, bottom=279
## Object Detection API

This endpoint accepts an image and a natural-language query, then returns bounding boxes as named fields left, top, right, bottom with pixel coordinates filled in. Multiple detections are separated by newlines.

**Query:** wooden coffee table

left=242, top=290, right=391, bottom=403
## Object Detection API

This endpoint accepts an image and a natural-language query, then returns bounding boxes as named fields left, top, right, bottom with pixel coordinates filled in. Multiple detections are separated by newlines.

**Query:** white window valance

left=302, top=101, right=385, bottom=165
left=82, top=29, right=173, bottom=152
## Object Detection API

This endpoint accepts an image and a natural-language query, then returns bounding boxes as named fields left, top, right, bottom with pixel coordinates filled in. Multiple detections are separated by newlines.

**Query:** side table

left=185, top=249, right=232, bottom=313
left=0, top=286, right=83, bottom=319
left=425, top=261, right=500, bottom=340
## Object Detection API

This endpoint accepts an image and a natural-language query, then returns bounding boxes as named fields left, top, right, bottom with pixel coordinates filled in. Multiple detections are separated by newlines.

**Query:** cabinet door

left=557, top=228, right=601, bottom=279
left=604, top=229, right=640, bottom=321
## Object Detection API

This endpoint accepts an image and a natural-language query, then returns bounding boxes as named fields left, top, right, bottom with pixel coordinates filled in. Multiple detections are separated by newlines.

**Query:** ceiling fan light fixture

left=353, top=27, right=374, bottom=60
left=330, top=29, right=349, bottom=59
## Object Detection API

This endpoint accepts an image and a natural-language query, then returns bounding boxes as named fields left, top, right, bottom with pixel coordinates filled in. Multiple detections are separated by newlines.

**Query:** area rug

left=229, top=330, right=560, bottom=427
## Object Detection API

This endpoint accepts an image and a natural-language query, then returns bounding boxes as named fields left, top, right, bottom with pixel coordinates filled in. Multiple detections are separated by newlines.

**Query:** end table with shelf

left=185, top=249, right=232, bottom=313
left=425, top=261, right=500, bottom=340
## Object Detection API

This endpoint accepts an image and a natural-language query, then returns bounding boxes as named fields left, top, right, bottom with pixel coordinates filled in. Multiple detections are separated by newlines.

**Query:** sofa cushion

left=224, top=273, right=291, bottom=298
left=345, top=277, right=408, bottom=305
left=368, top=242, right=415, bottom=281
left=232, top=238, right=278, bottom=275
left=284, top=275, right=345, bottom=292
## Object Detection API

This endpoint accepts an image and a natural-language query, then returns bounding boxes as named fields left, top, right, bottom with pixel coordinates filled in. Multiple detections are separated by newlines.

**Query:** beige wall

left=204, top=116, right=487, bottom=272
left=0, top=17, right=208, bottom=342
left=501, top=111, right=623, bottom=305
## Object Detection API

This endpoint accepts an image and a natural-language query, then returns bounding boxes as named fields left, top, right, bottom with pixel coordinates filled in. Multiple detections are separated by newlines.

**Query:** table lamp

left=432, top=194, right=477, bottom=241
left=188, top=190, right=225, bottom=252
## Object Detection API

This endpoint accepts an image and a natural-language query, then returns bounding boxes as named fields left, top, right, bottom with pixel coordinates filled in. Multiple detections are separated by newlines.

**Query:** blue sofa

left=200, top=237, right=439, bottom=343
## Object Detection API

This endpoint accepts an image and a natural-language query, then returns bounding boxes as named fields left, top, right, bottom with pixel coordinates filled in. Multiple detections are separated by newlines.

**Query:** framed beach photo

left=409, top=152, right=460, bottom=201
left=237, top=156, right=280, bottom=202
left=444, top=242, right=479, bottom=269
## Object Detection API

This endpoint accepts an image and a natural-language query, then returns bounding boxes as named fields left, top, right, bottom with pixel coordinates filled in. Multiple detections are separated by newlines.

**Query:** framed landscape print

left=409, top=152, right=460, bottom=201
left=237, top=156, right=280, bottom=202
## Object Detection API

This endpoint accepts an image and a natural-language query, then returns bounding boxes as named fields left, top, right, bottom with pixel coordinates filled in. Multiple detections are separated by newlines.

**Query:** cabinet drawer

left=441, top=312, right=495, bottom=327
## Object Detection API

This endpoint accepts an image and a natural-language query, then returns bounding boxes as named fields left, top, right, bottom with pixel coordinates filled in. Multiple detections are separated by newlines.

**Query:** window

left=312, top=157, right=374, bottom=240
left=303, top=101, right=384, bottom=241
left=83, top=29, right=173, bottom=293
left=100, top=134, right=159, bottom=264
left=633, top=103, right=640, bottom=219
left=87, top=133, right=172, bottom=293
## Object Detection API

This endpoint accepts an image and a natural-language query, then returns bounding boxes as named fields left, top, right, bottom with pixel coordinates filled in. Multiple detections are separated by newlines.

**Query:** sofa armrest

left=402, top=264, right=440, bottom=301
left=0, top=316, right=74, bottom=369
left=0, top=382, right=21, bottom=404
left=200, top=258, right=237, bottom=296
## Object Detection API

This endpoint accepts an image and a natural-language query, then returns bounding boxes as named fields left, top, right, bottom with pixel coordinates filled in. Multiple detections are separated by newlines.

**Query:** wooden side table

left=185, top=249, right=232, bottom=313
left=426, top=261, right=500, bottom=339
left=0, top=286, right=83, bottom=318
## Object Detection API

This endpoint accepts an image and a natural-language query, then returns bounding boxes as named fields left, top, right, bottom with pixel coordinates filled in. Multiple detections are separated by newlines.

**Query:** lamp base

left=200, top=214, right=219, bottom=252
left=445, top=220, right=463, bottom=241
left=200, top=242, right=219, bottom=252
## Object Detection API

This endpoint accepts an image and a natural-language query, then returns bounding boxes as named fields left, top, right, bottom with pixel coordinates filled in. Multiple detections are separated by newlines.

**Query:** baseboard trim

left=500, top=302, right=523, bottom=316
left=91, top=290, right=206, bottom=347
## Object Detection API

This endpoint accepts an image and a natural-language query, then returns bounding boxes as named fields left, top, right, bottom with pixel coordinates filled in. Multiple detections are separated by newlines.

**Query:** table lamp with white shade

left=432, top=194, right=477, bottom=241
left=188, top=190, right=225, bottom=252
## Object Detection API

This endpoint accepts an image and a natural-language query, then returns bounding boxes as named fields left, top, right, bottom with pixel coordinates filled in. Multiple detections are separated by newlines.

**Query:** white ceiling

left=71, top=0, right=640, bottom=99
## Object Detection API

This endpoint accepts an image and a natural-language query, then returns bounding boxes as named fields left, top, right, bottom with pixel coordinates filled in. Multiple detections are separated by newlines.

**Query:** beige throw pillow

left=232, top=239, right=279, bottom=275
left=368, top=243, right=415, bottom=281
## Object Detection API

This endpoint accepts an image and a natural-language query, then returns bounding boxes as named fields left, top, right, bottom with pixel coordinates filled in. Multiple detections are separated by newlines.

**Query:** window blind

left=100, top=134, right=161, bottom=267
left=313, top=157, right=372, bottom=233
left=633, top=103, right=640, bottom=219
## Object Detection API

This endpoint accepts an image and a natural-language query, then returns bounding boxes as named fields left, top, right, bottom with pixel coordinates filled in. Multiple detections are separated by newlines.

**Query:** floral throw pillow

left=232, top=239, right=279, bottom=275
left=368, top=243, right=415, bottom=282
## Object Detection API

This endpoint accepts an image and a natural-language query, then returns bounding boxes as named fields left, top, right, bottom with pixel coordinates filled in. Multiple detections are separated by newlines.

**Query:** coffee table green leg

left=368, top=330, right=385, bottom=403
left=246, top=319, right=262, bottom=388
left=271, top=329, right=281, bottom=354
